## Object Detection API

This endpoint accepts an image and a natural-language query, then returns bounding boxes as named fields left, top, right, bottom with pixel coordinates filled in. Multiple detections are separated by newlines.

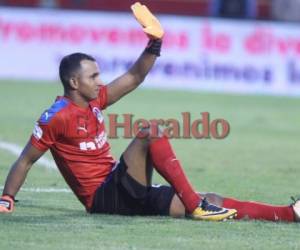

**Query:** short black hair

left=59, top=53, right=96, bottom=90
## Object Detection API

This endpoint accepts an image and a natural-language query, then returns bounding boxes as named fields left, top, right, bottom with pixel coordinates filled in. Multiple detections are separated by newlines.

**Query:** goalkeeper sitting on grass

left=0, top=2, right=299, bottom=222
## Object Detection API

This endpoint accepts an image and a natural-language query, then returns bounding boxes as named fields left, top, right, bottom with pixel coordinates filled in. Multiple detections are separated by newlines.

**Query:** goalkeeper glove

left=131, top=2, right=164, bottom=39
left=0, top=195, right=14, bottom=213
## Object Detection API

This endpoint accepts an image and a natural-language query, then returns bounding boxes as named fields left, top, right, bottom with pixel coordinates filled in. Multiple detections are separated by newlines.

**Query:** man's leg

left=123, top=128, right=237, bottom=221
left=168, top=192, right=298, bottom=222
left=198, top=192, right=297, bottom=222
left=122, top=130, right=154, bottom=187
left=122, top=128, right=200, bottom=212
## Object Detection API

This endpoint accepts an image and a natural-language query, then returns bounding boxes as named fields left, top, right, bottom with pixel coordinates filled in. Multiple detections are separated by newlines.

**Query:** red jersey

left=30, top=85, right=116, bottom=211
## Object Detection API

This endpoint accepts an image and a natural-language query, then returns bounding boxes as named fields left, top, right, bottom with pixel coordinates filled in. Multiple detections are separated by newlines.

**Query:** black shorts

left=90, top=156, right=175, bottom=216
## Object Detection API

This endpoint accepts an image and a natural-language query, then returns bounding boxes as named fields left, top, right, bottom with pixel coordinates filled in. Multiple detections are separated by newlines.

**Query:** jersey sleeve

left=30, top=114, right=62, bottom=152
left=97, top=85, right=108, bottom=110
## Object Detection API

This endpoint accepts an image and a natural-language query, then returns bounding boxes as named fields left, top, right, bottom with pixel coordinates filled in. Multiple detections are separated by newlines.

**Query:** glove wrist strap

left=145, top=39, right=162, bottom=56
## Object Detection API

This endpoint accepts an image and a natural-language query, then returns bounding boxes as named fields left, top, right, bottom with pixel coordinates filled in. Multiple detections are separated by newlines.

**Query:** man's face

left=75, top=59, right=103, bottom=101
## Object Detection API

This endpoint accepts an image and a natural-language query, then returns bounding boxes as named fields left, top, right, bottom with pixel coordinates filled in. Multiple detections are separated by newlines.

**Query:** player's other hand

left=0, top=195, right=14, bottom=213
left=131, top=2, right=164, bottom=39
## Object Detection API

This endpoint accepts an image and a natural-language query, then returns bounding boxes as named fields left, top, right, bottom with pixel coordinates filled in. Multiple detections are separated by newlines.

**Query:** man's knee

left=125, top=126, right=164, bottom=163
left=130, top=128, right=151, bottom=154
left=136, top=126, right=164, bottom=142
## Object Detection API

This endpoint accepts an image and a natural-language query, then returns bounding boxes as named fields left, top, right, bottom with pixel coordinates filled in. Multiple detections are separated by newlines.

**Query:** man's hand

left=0, top=195, right=14, bottom=213
left=131, top=2, right=164, bottom=39
left=0, top=142, right=44, bottom=214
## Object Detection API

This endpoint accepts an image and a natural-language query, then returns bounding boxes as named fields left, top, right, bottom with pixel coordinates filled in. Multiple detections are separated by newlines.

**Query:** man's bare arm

left=106, top=2, right=163, bottom=106
left=2, top=142, right=45, bottom=198
left=106, top=50, right=157, bottom=106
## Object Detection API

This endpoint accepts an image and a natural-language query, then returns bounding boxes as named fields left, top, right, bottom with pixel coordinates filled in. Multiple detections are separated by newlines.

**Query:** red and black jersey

left=30, top=85, right=116, bottom=211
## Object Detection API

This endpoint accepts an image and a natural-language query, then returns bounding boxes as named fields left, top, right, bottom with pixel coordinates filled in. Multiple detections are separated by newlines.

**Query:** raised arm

left=106, top=41, right=160, bottom=106
left=0, top=142, right=45, bottom=213
left=106, top=2, right=164, bottom=106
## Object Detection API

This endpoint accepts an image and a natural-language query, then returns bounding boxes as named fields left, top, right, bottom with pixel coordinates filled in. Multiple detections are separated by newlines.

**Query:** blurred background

left=1, top=4, right=300, bottom=246
left=1, top=0, right=300, bottom=96
left=0, top=3, right=300, bottom=249
left=2, top=0, right=300, bottom=22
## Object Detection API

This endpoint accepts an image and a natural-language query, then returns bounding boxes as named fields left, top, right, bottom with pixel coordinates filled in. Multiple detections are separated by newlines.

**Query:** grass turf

left=0, top=80, right=299, bottom=250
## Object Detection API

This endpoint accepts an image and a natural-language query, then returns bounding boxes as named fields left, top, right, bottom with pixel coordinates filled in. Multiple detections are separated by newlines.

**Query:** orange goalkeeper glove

left=131, top=2, right=164, bottom=39
left=0, top=195, right=14, bottom=213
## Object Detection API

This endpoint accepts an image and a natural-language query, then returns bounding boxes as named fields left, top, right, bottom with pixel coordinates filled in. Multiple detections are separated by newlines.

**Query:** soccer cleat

left=291, top=197, right=300, bottom=222
left=189, top=198, right=237, bottom=221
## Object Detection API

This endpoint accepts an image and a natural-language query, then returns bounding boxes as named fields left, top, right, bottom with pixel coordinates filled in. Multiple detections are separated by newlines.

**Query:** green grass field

left=0, top=80, right=300, bottom=250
